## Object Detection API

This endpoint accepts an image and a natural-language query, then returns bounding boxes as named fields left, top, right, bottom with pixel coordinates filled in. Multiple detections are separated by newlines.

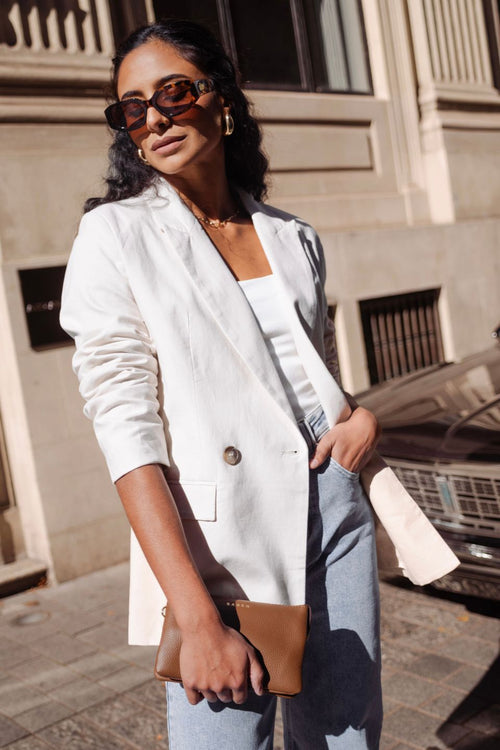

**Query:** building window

left=152, top=0, right=372, bottom=93
left=108, top=2, right=150, bottom=48
left=359, top=289, right=445, bottom=386
left=18, top=267, right=72, bottom=350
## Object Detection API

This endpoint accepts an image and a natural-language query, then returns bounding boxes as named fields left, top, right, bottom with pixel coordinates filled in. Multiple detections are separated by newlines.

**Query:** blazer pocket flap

left=168, top=481, right=217, bottom=521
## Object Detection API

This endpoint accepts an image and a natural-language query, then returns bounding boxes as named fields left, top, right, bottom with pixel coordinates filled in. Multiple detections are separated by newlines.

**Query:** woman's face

left=116, top=39, right=225, bottom=178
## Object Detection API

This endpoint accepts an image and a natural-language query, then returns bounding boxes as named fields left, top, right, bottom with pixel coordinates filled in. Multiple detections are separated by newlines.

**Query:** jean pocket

left=327, top=457, right=360, bottom=480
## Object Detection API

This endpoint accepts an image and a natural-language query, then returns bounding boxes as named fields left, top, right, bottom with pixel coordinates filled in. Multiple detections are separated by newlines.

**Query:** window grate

left=359, top=289, right=444, bottom=385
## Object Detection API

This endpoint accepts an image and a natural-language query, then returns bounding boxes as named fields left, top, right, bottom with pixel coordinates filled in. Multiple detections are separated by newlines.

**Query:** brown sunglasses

left=105, top=78, right=215, bottom=132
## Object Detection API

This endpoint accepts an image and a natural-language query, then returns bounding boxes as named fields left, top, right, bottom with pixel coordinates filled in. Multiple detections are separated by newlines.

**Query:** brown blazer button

left=223, top=446, right=242, bottom=465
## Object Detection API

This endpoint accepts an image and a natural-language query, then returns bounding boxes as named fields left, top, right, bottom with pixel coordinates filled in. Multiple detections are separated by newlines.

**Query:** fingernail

left=310, top=458, right=318, bottom=469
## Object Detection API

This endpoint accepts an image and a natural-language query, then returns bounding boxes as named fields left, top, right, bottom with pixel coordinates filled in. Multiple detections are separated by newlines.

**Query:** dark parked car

left=358, top=337, right=500, bottom=601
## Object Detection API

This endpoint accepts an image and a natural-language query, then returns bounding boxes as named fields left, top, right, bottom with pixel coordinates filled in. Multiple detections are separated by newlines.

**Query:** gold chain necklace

left=194, top=209, right=240, bottom=229
left=175, top=188, right=241, bottom=229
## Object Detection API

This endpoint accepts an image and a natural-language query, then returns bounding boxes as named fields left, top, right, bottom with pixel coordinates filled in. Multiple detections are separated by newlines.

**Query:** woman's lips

left=151, top=135, right=186, bottom=154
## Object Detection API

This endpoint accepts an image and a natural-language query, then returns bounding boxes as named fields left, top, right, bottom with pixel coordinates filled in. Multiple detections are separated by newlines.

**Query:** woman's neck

left=179, top=186, right=237, bottom=222
left=165, top=161, right=237, bottom=221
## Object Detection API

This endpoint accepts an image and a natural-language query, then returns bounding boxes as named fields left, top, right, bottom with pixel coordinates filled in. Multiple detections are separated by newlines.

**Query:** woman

left=60, top=19, right=458, bottom=749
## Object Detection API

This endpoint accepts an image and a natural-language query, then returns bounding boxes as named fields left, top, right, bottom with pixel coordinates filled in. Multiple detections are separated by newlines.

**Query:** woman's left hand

left=309, top=406, right=380, bottom=473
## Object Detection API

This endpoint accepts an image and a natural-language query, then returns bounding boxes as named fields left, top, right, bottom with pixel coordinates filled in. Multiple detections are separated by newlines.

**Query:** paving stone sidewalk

left=0, top=563, right=498, bottom=749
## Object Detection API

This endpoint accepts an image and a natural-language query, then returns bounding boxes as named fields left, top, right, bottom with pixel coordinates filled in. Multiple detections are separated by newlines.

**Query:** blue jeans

left=166, top=405, right=382, bottom=749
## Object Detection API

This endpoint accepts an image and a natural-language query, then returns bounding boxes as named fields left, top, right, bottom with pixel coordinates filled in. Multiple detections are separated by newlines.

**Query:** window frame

left=152, top=0, right=373, bottom=94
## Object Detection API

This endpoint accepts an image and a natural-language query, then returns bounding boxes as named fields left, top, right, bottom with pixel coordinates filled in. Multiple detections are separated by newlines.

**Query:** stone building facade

left=0, top=0, right=499, bottom=588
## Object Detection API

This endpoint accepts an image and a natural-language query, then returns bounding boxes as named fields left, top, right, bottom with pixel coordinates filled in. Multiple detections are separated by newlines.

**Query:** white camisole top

left=238, top=274, right=320, bottom=419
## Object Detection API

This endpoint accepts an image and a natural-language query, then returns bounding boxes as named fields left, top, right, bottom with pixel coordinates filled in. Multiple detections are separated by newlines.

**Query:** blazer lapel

left=241, top=192, right=350, bottom=428
left=148, top=182, right=297, bottom=423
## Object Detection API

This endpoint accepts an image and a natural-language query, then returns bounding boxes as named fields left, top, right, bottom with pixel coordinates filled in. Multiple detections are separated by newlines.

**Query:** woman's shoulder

left=77, top=183, right=163, bottom=247
left=82, top=184, right=156, bottom=223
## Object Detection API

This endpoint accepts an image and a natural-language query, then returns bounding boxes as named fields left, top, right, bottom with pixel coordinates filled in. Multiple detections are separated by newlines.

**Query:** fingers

left=181, top=634, right=263, bottom=706
left=185, top=687, right=204, bottom=705
left=201, top=689, right=219, bottom=703
left=185, top=684, right=247, bottom=705
left=309, top=432, right=334, bottom=469
left=216, top=689, right=234, bottom=703
left=183, top=657, right=260, bottom=705
left=231, top=682, right=248, bottom=705
left=248, top=652, right=265, bottom=697
left=309, top=412, right=379, bottom=472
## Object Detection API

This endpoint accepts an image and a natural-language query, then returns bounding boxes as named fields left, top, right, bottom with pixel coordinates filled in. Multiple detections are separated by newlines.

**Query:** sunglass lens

left=105, top=101, right=145, bottom=131
left=120, top=100, right=147, bottom=131
left=156, top=80, right=195, bottom=117
left=105, top=104, right=123, bottom=130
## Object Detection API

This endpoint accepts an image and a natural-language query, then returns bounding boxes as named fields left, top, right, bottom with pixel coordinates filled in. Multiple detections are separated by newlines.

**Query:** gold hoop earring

left=137, top=148, right=149, bottom=164
left=224, top=112, right=234, bottom=137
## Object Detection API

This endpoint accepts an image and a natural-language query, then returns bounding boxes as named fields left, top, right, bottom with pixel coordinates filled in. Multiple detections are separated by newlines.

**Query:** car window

left=373, top=347, right=500, bottom=463
left=376, top=357, right=500, bottom=429
left=440, top=399, right=500, bottom=463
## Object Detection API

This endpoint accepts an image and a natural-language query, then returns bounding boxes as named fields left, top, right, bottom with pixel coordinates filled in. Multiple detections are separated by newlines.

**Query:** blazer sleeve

left=313, top=228, right=342, bottom=387
left=60, top=210, right=170, bottom=483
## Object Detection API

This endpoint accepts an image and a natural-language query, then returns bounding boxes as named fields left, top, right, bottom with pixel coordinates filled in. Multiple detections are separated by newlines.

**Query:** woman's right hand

left=114, top=464, right=263, bottom=705
left=179, top=620, right=265, bottom=705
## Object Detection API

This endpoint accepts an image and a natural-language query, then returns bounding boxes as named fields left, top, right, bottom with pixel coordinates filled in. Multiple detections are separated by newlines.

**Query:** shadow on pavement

left=436, top=655, right=500, bottom=748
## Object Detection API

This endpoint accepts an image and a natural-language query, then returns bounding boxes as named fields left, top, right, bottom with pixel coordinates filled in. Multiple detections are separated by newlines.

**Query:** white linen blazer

left=60, top=179, right=459, bottom=645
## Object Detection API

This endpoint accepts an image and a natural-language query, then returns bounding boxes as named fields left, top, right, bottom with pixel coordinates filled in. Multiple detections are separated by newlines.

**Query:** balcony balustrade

left=422, top=0, right=492, bottom=87
left=0, top=0, right=115, bottom=90
left=408, top=0, right=500, bottom=106
left=1, top=0, right=112, bottom=54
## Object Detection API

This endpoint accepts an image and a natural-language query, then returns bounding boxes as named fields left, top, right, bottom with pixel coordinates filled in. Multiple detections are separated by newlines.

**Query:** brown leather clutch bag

left=154, top=599, right=311, bottom=697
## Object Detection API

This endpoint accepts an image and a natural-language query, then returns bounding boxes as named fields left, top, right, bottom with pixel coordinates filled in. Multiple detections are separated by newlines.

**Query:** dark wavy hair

left=84, top=19, right=269, bottom=212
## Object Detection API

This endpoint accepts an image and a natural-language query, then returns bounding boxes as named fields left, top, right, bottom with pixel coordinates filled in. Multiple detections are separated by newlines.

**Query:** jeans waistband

left=297, top=404, right=330, bottom=455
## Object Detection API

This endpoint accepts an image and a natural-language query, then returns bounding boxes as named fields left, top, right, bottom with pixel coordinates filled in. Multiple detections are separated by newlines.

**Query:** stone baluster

left=63, top=3, right=81, bottom=53
left=80, top=0, right=97, bottom=54
left=45, top=3, right=61, bottom=51
left=5, top=1, right=24, bottom=51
